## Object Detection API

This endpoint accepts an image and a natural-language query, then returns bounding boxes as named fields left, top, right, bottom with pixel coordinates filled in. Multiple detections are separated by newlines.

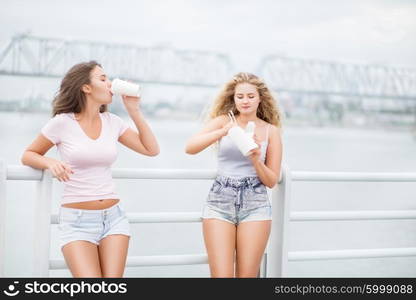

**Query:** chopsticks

left=228, top=110, right=237, bottom=123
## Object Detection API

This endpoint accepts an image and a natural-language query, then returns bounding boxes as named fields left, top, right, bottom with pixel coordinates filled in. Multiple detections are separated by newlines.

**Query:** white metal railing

left=50, top=212, right=203, bottom=224
left=288, top=247, right=416, bottom=261
left=1, top=164, right=271, bottom=277
left=292, top=171, right=416, bottom=182
left=1, top=160, right=416, bottom=277
left=0, top=161, right=6, bottom=277
left=290, top=210, right=416, bottom=221
left=272, top=169, right=416, bottom=276
left=50, top=254, right=209, bottom=270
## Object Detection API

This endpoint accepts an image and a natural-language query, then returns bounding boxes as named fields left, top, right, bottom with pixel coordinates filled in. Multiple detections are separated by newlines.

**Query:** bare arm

left=21, top=134, right=73, bottom=181
left=185, top=115, right=233, bottom=155
left=118, top=95, right=160, bottom=156
left=118, top=110, right=160, bottom=156
left=248, top=126, right=282, bottom=188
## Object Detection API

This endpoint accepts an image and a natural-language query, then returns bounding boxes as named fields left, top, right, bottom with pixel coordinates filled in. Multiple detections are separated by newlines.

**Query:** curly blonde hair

left=207, top=72, right=282, bottom=127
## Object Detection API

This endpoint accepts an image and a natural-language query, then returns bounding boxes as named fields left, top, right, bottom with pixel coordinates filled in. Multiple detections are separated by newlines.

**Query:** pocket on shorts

left=252, top=181, right=267, bottom=194
left=59, top=210, right=81, bottom=229
left=207, top=187, right=234, bottom=212
left=210, top=180, right=222, bottom=194
left=244, top=183, right=269, bottom=209
left=60, top=211, right=79, bottom=222
left=115, top=204, right=127, bottom=218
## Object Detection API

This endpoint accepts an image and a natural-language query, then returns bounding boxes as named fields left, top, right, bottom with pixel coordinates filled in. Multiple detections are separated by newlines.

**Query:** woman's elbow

left=185, top=145, right=197, bottom=155
left=185, top=149, right=194, bottom=155
left=265, top=182, right=276, bottom=189
left=265, top=177, right=279, bottom=188
left=21, top=151, right=29, bottom=165
left=147, top=148, right=160, bottom=157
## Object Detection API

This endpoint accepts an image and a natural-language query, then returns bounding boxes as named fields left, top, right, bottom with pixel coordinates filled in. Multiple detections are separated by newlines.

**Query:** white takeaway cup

left=227, top=126, right=258, bottom=156
left=111, top=78, right=141, bottom=97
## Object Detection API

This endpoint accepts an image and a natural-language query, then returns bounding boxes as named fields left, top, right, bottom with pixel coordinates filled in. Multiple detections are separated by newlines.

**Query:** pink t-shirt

left=41, top=112, right=129, bottom=204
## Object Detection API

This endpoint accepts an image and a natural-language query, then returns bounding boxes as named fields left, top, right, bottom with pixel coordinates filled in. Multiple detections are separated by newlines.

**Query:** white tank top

left=217, top=124, right=270, bottom=178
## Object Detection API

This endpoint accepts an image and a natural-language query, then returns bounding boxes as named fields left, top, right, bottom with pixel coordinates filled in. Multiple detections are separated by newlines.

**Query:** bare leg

left=98, top=234, right=130, bottom=277
left=235, top=220, right=271, bottom=278
left=62, top=241, right=102, bottom=277
left=203, top=219, right=236, bottom=277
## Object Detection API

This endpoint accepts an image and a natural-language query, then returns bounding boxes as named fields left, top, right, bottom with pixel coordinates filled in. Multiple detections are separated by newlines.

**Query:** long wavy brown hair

left=207, top=72, right=282, bottom=127
left=52, top=61, right=107, bottom=116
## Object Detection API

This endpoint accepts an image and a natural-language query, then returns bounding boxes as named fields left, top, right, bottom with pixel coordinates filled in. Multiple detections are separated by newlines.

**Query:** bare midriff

left=61, top=199, right=120, bottom=210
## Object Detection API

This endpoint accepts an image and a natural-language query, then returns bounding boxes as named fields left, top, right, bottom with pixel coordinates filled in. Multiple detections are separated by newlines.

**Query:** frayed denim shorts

left=58, top=203, right=131, bottom=248
left=202, top=175, right=272, bottom=225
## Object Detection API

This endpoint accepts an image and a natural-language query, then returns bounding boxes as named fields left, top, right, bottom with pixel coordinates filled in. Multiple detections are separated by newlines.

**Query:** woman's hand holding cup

left=247, top=134, right=261, bottom=163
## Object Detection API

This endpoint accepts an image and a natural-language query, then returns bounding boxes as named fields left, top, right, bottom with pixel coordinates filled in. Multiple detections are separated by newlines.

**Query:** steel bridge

left=259, top=55, right=416, bottom=101
left=1, top=34, right=415, bottom=125
left=0, top=34, right=232, bottom=88
left=258, top=55, right=416, bottom=127
left=1, top=34, right=415, bottom=97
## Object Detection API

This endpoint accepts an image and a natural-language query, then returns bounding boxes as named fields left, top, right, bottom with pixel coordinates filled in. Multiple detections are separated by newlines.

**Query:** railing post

left=0, top=160, right=7, bottom=276
left=33, top=170, right=53, bottom=277
left=267, top=164, right=292, bottom=277
left=258, top=253, right=267, bottom=278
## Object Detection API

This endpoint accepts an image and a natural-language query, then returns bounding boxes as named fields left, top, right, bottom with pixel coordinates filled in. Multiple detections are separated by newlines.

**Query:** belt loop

left=236, top=188, right=243, bottom=208
left=248, top=177, right=253, bottom=187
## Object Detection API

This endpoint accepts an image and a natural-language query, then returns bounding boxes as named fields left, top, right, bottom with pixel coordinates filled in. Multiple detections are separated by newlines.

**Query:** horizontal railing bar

left=6, top=166, right=217, bottom=181
left=129, top=254, right=208, bottom=267
left=50, top=212, right=202, bottom=224
left=7, top=166, right=43, bottom=180
left=50, top=254, right=209, bottom=269
left=292, top=171, right=416, bottom=182
left=291, top=210, right=416, bottom=221
left=112, top=168, right=217, bottom=180
left=126, top=212, right=202, bottom=223
left=50, top=210, right=416, bottom=224
left=288, top=247, right=416, bottom=261
left=8, top=166, right=416, bottom=182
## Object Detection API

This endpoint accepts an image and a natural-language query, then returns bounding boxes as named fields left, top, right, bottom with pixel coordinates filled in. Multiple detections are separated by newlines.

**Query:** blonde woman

left=21, top=61, right=159, bottom=277
left=185, top=72, right=282, bottom=278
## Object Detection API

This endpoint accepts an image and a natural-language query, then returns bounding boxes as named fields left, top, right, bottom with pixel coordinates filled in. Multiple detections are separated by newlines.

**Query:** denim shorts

left=58, top=203, right=131, bottom=248
left=202, top=175, right=272, bottom=225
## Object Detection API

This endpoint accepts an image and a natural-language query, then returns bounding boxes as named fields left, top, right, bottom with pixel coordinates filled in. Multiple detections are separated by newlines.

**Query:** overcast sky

left=1, top=0, right=415, bottom=71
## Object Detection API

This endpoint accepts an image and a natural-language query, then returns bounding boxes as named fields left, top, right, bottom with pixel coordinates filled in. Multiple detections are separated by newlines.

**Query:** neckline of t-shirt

left=71, top=112, right=104, bottom=141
